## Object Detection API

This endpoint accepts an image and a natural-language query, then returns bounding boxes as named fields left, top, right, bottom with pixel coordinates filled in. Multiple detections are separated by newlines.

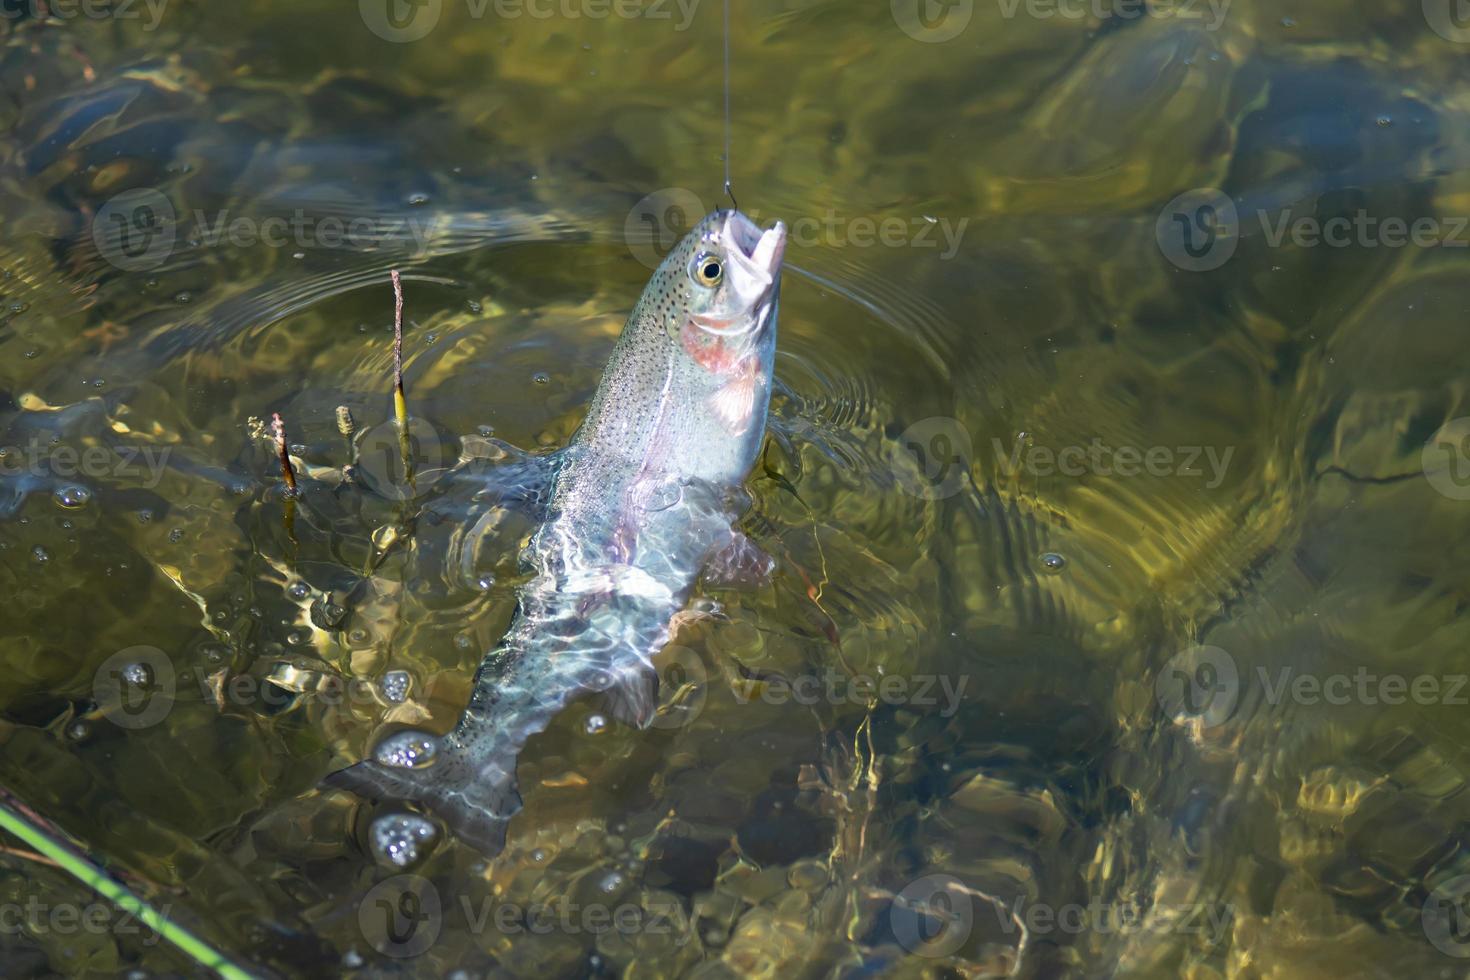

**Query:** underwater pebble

left=370, top=813, right=438, bottom=868
left=374, top=730, right=439, bottom=769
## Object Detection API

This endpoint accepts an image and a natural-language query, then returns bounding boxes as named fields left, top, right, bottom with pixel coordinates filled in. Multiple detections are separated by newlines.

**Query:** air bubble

left=54, top=486, right=91, bottom=509
left=380, top=670, right=412, bottom=703
left=1040, top=552, right=1067, bottom=572
left=373, top=730, right=439, bottom=769
left=584, top=713, right=608, bottom=735
left=370, top=813, right=438, bottom=868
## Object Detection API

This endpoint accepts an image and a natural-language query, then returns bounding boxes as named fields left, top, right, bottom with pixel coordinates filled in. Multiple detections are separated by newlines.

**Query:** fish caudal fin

left=324, top=757, right=521, bottom=857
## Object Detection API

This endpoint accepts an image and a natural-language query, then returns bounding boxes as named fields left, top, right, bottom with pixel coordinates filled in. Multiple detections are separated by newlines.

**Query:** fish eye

left=691, top=253, right=723, bottom=288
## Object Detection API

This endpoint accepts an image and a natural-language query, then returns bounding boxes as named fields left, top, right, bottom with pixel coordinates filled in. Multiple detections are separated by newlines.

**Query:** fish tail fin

left=324, top=755, right=521, bottom=857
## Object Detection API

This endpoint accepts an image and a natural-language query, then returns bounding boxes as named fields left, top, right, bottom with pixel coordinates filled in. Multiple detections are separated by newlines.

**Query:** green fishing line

left=0, top=799, right=255, bottom=980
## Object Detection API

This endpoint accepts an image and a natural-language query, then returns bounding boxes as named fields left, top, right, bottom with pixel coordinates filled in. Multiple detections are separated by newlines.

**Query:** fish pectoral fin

left=702, top=531, right=777, bottom=590
left=434, top=443, right=562, bottom=517
left=594, top=663, right=660, bottom=730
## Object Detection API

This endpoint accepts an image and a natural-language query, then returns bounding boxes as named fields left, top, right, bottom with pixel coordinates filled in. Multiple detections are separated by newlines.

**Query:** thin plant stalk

left=389, top=270, right=414, bottom=486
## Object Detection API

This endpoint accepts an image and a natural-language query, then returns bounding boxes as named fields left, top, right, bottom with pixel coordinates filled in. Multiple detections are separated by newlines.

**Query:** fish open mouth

left=722, top=210, right=787, bottom=285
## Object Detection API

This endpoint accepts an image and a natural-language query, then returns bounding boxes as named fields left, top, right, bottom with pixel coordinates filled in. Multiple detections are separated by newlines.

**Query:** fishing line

left=722, top=0, right=737, bottom=211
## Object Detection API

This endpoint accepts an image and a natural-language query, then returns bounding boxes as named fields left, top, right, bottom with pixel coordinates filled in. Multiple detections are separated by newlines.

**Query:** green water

left=2, top=1, right=1470, bottom=977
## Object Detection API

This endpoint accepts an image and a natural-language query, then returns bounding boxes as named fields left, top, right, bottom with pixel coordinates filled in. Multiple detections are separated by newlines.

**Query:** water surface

left=1, top=2, right=1469, bottom=977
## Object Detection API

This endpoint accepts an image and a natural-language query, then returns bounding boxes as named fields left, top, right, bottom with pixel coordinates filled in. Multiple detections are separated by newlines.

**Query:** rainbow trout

left=328, top=210, right=787, bottom=854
